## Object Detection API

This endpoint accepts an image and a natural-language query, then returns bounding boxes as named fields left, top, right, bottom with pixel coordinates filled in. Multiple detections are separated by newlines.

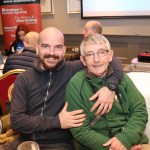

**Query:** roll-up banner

left=0, top=0, right=42, bottom=50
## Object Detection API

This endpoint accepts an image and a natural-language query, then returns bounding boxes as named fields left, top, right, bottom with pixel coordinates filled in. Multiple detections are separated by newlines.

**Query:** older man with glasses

left=65, top=34, right=149, bottom=150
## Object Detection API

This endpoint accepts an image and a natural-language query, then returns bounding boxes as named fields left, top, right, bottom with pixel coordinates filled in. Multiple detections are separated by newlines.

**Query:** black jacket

left=11, top=59, right=83, bottom=144
left=3, top=47, right=37, bottom=74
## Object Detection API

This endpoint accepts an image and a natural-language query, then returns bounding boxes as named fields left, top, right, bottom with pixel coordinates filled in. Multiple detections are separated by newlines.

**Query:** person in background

left=0, top=27, right=122, bottom=150
left=65, top=34, right=149, bottom=150
left=7, top=24, right=30, bottom=55
left=82, top=20, right=102, bottom=38
left=3, top=31, right=39, bottom=74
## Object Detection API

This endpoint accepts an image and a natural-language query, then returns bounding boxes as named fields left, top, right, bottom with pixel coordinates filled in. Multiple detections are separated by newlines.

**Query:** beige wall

left=1, top=0, right=150, bottom=35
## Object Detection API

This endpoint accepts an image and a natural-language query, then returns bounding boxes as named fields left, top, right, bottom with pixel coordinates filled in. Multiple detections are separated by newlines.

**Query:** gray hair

left=24, top=31, right=39, bottom=46
left=80, top=34, right=111, bottom=56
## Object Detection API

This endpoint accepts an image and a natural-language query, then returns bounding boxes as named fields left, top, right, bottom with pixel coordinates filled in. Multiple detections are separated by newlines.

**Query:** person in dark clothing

left=0, top=27, right=123, bottom=150
left=3, top=31, right=39, bottom=74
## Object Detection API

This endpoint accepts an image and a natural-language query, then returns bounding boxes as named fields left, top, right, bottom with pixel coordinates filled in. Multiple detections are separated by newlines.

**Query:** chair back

left=0, top=69, right=25, bottom=115
left=8, top=83, right=14, bottom=102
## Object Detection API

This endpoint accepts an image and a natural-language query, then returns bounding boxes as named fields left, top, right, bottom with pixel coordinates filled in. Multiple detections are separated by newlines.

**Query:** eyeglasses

left=83, top=49, right=109, bottom=60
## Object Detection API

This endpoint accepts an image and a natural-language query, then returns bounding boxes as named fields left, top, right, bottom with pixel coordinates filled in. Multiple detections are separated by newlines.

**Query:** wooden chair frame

left=0, top=69, right=25, bottom=115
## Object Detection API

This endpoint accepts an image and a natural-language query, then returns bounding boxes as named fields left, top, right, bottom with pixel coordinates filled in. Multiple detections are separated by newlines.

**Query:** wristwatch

left=107, top=82, right=117, bottom=91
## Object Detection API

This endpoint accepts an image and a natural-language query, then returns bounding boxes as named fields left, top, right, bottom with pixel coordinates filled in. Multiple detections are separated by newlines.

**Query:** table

left=127, top=72, right=150, bottom=142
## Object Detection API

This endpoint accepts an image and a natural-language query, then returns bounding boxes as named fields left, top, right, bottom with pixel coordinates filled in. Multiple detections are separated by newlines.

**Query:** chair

left=0, top=69, right=25, bottom=115
left=8, top=83, right=14, bottom=102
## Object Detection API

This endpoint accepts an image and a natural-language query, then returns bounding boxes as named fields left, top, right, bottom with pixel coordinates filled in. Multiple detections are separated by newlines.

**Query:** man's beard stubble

left=41, top=54, right=63, bottom=71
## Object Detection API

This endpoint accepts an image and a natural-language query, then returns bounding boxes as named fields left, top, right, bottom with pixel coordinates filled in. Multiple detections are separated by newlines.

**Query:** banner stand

left=0, top=0, right=42, bottom=51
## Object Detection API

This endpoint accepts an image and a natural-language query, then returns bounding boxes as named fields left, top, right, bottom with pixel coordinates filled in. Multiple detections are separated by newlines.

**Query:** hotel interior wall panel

left=139, top=43, right=150, bottom=53
left=65, top=34, right=82, bottom=47
left=110, top=42, right=128, bottom=64
left=65, top=34, right=150, bottom=64
left=0, top=34, right=149, bottom=64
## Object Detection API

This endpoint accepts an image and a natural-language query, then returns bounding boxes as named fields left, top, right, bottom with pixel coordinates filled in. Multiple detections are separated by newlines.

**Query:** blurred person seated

left=3, top=31, right=39, bottom=74
left=65, top=34, right=149, bottom=150
left=6, top=24, right=30, bottom=55
left=82, top=20, right=103, bottom=38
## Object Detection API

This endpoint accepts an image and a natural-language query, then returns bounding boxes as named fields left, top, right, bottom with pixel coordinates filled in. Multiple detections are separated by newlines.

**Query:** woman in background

left=8, top=24, right=30, bottom=55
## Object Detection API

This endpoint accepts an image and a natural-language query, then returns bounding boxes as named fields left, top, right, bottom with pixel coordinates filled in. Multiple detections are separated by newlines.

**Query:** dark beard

left=41, top=54, right=63, bottom=71
left=42, top=60, right=63, bottom=71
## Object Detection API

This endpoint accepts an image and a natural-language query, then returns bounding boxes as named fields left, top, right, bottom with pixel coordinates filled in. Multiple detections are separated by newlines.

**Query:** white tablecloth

left=127, top=72, right=150, bottom=141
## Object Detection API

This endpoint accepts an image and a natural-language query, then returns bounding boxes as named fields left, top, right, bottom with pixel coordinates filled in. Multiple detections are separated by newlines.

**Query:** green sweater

left=65, top=70, right=149, bottom=150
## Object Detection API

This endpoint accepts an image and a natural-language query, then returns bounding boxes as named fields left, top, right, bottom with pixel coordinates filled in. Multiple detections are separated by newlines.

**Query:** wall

left=42, top=0, right=150, bottom=35
left=0, top=0, right=150, bottom=64
left=1, top=0, right=150, bottom=35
